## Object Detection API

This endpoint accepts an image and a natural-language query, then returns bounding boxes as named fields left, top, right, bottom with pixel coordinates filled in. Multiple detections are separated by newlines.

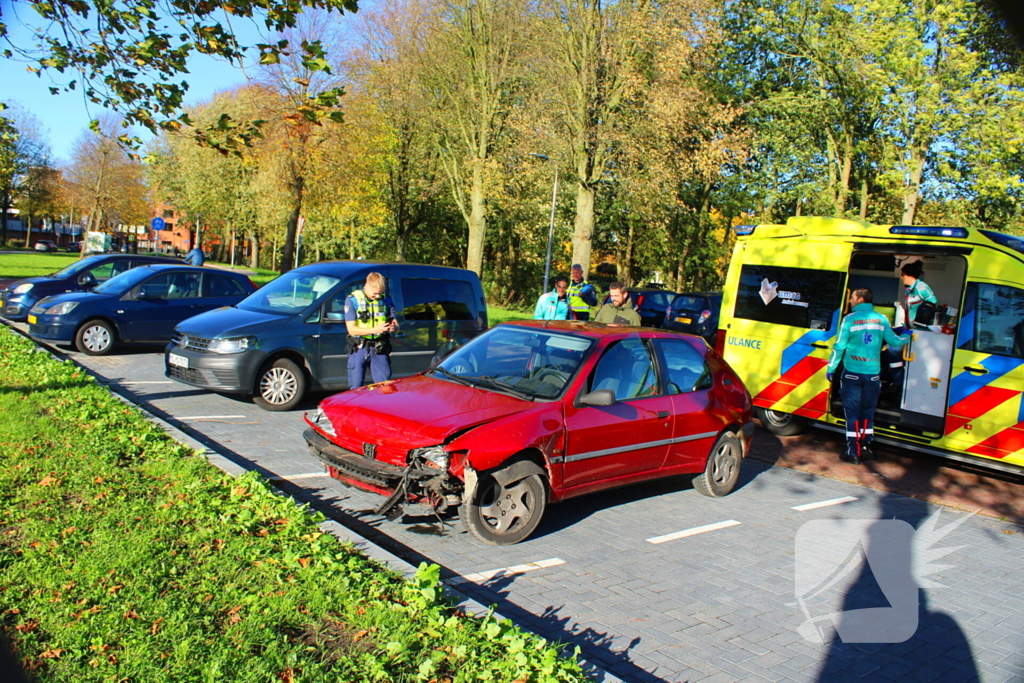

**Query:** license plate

left=675, top=316, right=692, bottom=324
left=27, top=314, right=37, bottom=324
left=168, top=353, right=189, bottom=369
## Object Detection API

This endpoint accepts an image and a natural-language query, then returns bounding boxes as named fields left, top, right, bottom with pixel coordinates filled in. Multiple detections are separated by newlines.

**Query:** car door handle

left=963, top=364, right=989, bottom=375
left=392, top=332, right=405, bottom=339
left=811, top=342, right=830, bottom=349
left=657, top=411, right=670, bottom=419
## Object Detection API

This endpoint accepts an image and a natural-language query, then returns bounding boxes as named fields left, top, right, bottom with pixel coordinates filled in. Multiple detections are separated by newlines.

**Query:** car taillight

left=247, top=278, right=258, bottom=290
left=635, top=294, right=645, bottom=309
left=699, top=309, right=711, bottom=323
left=715, top=329, right=727, bottom=355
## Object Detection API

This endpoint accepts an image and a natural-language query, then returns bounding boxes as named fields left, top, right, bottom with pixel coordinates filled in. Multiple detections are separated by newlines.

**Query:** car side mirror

left=579, top=389, right=616, bottom=407
left=78, top=273, right=96, bottom=287
left=135, top=287, right=152, bottom=300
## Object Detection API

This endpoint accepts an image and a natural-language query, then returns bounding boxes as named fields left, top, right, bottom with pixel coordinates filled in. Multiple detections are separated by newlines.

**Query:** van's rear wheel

left=756, top=407, right=807, bottom=436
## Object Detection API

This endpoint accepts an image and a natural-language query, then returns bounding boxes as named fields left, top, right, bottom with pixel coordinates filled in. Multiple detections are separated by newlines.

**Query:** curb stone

left=3, top=319, right=622, bottom=683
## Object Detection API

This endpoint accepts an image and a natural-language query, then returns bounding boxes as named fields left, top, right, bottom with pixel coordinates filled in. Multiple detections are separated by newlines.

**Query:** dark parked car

left=165, top=261, right=488, bottom=411
left=65, top=241, right=83, bottom=253
left=304, top=320, right=754, bottom=545
left=601, top=288, right=678, bottom=327
left=0, top=253, right=180, bottom=322
left=27, top=265, right=257, bottom=355
left=661, top=292, right=722, bottom=344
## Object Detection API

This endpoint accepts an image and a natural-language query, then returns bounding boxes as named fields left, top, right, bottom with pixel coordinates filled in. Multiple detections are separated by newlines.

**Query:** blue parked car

left=0, top=253, right=180, bottom=322
left=27, top=264, right=257, bottom=355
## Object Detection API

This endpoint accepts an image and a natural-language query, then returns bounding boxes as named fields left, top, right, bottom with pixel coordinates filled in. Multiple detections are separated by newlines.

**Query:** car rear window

left=672, top=296, right=708, bottom=313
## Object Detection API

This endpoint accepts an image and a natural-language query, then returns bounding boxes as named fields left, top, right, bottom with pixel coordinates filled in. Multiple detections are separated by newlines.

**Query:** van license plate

left=27, top=315, right=37, bottom=324
left=168, top=353, right=189, bottom=369
left=675, top=316, right=691, bottom=324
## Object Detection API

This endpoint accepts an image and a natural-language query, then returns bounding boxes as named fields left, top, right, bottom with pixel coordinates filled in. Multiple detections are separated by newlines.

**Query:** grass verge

left=0, top=254, right=80, bottom=280
left=0, top=326, right=588, bottom=682
left=488, top=307, right=534, bottom=325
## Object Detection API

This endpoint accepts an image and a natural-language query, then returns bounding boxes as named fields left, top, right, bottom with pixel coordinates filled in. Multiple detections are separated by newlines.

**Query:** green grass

left=489, top=307, right=534, bottom=325
left=0, top=327, right=588, bottom=682
left=0, top=253, right=81, bottom=280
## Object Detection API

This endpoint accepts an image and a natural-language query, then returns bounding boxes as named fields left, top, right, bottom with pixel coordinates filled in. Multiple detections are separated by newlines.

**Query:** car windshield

left=237, top=271, right=341, bottom=314
left=432, top=325, right=594, bottom=400
left=48, top=255, right=104, bottom=279
left=92, top=267, right=158, bottom=295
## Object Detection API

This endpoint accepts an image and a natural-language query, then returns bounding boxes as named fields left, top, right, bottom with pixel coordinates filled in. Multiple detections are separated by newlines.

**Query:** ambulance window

left=961, top=283, right=1024, bottom=358
left=733, top=265, right=845, bottom=331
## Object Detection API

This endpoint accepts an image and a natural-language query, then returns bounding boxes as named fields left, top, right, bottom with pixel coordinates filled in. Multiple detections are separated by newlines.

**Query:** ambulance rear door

left=723, top=239, right=851, bottom=422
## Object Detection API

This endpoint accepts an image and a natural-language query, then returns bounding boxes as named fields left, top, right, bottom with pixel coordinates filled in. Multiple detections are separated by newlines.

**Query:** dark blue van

left=164, top=261, right=488, bottom=410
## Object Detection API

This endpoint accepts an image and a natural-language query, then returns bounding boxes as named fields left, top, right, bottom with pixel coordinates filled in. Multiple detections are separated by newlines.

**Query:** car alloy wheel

left=75, top=320, right=115, bottom=356
left=693, top=431, right=742, bottom=498
left=460, top=469, right=547, bottom=545
left=253, top=358, right=306, bottom=411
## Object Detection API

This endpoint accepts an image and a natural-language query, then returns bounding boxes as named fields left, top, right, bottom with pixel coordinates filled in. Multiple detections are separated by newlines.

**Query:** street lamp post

left=531, top=154, right=558, bottom=294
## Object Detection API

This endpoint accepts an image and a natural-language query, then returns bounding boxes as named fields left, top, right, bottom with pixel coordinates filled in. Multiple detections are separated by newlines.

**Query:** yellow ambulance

left=717, top=216, right=1024, bottom=473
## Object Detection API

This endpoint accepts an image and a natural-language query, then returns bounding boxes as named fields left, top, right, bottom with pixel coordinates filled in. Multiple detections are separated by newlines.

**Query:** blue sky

left=2, top=8, right=265, bottom=163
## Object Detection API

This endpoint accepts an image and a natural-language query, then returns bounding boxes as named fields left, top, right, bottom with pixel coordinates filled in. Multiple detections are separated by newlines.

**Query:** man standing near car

left=568, top=263, right=598, bottom=321
left=826, top=288, right=910, bottom=465
left=594, top=282, right=641, bottom=326
left=345, top=272, right=399, bottom=389
left=534, top=275, right=574, bottom=320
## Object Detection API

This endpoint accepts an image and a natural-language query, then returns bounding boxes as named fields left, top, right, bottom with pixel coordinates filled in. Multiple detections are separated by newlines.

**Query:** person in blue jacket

left=534, top=275, right=573, bottom=320
left=827, top=288, right=910, bottom=465
left=183, top=246, right=205, bottom=266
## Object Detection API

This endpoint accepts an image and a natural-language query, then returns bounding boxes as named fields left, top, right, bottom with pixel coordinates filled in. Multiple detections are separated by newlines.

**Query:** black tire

left=253, top=358, right=306, bottom=411
left=460, top=470, right=547, bottom=545
left=75, top=320, right=115, bottom=355
left=694, top=431, right=742, bottom=498
left=756, top=407, right=808, bottom=436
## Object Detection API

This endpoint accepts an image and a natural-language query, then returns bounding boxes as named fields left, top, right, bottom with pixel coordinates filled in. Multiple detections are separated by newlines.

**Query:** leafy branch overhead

left=3, top=0, right=358, bottom=152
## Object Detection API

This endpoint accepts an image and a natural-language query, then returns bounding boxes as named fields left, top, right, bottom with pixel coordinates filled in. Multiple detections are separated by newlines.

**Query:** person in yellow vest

left=568, top=264, right=598, bottom=321
left=344, top=272, right=399, bottom=389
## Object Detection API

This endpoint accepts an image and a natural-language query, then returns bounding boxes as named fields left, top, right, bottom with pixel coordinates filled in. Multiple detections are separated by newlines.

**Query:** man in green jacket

left=826, top=288, right=910, bottom=465
left=594, top=282, right=641, bottom=326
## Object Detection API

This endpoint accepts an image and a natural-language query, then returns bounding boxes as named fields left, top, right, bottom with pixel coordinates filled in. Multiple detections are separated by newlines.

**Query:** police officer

left=568, top=264, right=598, bottom=321
left=827, top=288, right=910, bottom=464
left=344, top=272, right=399, bottom=389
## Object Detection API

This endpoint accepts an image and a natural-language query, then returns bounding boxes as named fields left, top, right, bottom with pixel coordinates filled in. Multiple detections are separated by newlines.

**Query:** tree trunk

left=901, top=147, right=926, bottom=225
left=859, top=177, right=869, bottom=220
left=837, top=130, right=853, bottom=216
left=466, top=165, right=487, bottom=276
left=572, top=182, right=596, bottom=276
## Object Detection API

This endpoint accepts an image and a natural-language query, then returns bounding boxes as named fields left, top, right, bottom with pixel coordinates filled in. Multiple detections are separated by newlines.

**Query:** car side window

left=400, top=278, right=475, bottom=321
left=206, top=274, right=248, bottom=297
left=960, top=282, right=1024, bottom=357
left=654, top=338, right=711, bottom=394
left=89, top=261, right=129, bottom=283
left=589, top=338, right=658, bottom=401
left=137, top=273, right=175, bottom=300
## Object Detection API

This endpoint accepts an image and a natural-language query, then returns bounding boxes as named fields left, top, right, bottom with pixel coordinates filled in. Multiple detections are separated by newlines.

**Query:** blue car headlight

left=12, top=283, right=34, bottom=295
left=207, top=336, right=256, bottom=354
left=44, top=301, right=79, bottom=316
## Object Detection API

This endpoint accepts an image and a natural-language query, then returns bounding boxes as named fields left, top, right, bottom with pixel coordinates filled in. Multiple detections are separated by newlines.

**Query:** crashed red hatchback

left=303, top=321, right=754, bottom=545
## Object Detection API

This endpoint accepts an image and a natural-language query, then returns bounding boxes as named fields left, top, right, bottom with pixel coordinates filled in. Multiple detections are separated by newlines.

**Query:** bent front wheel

left=460, top=470, right=547, bottom=545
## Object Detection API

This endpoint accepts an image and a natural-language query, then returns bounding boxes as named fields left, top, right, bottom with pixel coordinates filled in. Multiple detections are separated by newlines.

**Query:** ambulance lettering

left=728, top=336, right=762, bottom=350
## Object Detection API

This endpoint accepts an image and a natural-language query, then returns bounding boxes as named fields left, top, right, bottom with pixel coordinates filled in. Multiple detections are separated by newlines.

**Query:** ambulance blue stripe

left=780, top=309, right=841, bottom=376
left=957, top=310, right=975, bottom=348
left=947, top=355, right=1024, bottom=407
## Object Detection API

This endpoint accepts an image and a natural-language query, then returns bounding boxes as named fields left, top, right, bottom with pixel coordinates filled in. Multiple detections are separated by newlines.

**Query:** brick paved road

left=17, top=334, right=1024, bottom=683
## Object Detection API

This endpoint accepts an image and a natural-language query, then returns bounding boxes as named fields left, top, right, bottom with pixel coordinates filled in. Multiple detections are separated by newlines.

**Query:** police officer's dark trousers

left=348, top=345, right=392, bottom=389
left=839, top=371, right=881, bottom=458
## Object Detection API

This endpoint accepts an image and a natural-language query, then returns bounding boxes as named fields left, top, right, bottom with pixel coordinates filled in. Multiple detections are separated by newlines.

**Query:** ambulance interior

left=832, top=251, right=967, bottom=434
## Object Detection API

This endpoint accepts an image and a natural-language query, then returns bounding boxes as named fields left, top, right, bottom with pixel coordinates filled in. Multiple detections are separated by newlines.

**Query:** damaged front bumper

left=302, top=428, right=461, bottom=519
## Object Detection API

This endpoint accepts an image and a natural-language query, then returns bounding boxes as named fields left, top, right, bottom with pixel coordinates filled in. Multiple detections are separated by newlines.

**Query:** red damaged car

left=303, top=321, right=754, bottom=545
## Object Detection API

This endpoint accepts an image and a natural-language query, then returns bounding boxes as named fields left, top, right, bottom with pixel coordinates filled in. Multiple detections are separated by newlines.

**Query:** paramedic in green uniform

left=827, top=288, right=910, bottom=465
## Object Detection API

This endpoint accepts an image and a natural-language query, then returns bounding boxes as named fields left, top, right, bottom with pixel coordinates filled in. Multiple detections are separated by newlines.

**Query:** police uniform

left=567, top=278, right=597, bottom=321
left=345, top=289, right=397, bottom=389
left=827, top=302, right=910, bottom=462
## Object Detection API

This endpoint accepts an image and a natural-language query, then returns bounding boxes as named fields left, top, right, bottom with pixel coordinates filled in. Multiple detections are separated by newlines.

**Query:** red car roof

left=500, top=319, right=683, bottom=339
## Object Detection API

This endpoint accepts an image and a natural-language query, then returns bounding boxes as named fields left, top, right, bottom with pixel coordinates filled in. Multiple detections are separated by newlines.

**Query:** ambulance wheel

left=756, top=407, right=807, bottom=436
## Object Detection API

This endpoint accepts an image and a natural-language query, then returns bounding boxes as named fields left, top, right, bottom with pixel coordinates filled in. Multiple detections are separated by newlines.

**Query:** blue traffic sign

left=151, top=217, right=165, bottom=231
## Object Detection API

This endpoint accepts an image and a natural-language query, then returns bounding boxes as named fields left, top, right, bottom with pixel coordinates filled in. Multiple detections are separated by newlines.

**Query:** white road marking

left=118, top=381, right=174, bottom=384
left=791, top=496, right=859, bottom=511
left=646, top=520, right=741, bottom=545
left=447, top=558, right=565, bottom=585
left=267, top=473, right=331, bottom=482
left=177, top=415, right=248, bottom=420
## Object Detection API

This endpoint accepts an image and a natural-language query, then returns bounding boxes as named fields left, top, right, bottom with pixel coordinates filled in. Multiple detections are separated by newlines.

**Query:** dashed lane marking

left=267, top=473, right=332, bottom=482
left=177, top=415, right=248, bottom=421
left=447, top=558, right=566, bottom=585
left=646, top=520, right=741, bottom=545
left=791, top=496, right=859, bottom=511
left=118, top=381, right=174, bottom=384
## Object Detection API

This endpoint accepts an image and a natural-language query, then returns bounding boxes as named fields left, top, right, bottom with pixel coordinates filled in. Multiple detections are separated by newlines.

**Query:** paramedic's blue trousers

left=840, top=371, right=881, bottom=458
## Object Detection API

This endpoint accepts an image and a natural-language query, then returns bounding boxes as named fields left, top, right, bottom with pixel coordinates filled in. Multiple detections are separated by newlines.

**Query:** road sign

left=152, top=217, right=165, bottom=232
left=297, top=215, right=306, bottom=236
